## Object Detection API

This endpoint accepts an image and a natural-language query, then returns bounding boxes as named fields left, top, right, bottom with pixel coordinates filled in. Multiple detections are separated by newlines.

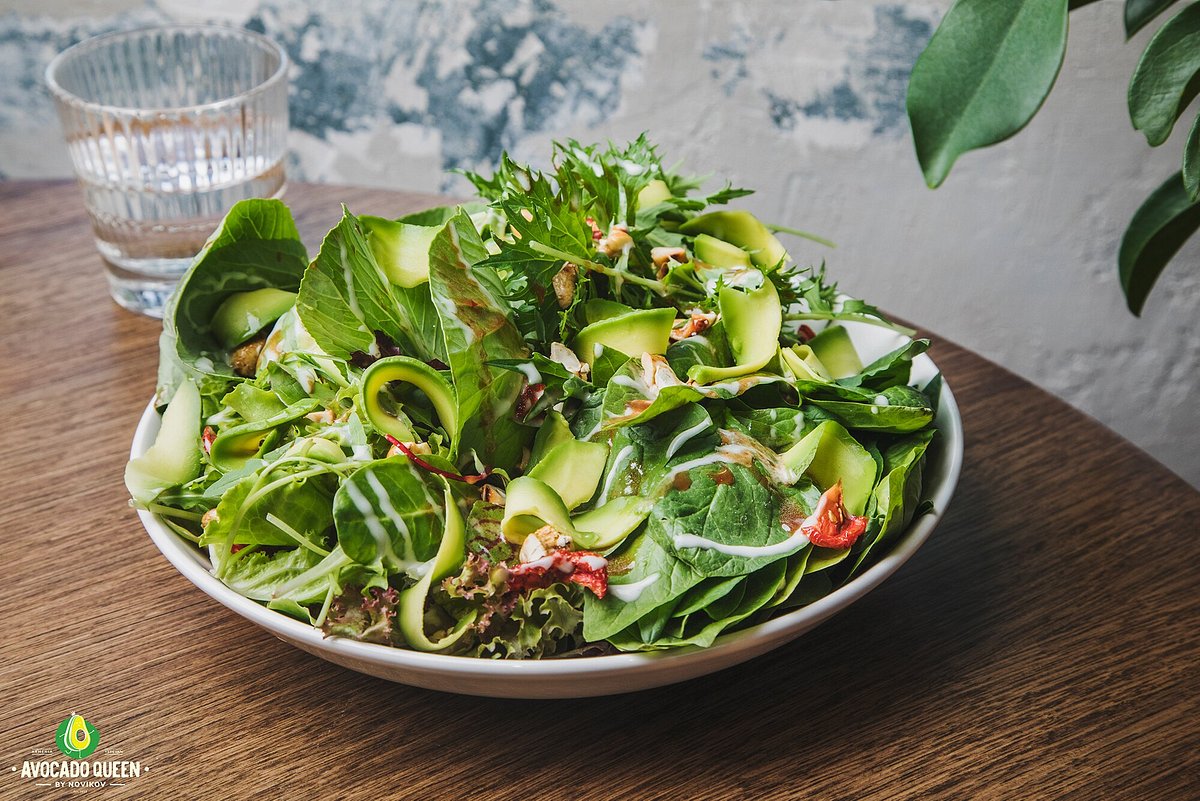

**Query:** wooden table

left=2, top=180, right=1197, bottom=800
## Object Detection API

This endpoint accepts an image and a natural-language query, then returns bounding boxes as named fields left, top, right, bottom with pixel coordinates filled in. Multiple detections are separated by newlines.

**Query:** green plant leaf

left=907, top=0, right=1069, bottom=188
left=1118, top=170, right=1200, bottom=314
left=1184, top=112, right=1200, bottom=199
left=1125, top=0, right=1183, bottom=38
left=1129, top=3, right=1200, bottom=146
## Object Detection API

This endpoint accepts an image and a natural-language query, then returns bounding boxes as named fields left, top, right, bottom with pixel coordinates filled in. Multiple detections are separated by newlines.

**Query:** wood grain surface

left=1, top=180, right=1197, bottom=800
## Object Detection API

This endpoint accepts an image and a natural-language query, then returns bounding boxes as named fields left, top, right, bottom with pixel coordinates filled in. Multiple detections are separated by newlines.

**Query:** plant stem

left=531, top=241, right=668, bottom=295
left=784, top=311, right=917, bottom=337
left=765, top=224, right=837, bottom=249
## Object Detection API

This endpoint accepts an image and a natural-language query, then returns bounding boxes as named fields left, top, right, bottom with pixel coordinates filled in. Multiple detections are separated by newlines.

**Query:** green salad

left=126, top=136, right=939, bottom=658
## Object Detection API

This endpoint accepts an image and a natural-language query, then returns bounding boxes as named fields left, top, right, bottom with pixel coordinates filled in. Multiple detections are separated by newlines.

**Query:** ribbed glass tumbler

left=46, top=25, right=289, bottom=316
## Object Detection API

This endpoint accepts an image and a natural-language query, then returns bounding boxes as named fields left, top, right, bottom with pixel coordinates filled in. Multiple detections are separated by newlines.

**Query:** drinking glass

left=46, top=25, right=289, bottom=317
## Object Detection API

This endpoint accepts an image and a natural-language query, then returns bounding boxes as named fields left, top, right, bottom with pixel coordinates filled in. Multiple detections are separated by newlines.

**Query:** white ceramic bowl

left=132, top=322, right=963, bottom=698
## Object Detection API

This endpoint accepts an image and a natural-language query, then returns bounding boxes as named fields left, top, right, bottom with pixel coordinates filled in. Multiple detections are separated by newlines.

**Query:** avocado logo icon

left=55, top=714, right=99, bottom=759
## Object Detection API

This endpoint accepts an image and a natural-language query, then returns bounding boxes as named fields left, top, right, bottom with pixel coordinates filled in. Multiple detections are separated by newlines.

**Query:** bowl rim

left=132, top=353, right=963, bottom=679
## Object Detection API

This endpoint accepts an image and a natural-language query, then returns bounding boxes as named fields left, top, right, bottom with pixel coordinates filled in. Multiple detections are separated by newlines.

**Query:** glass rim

left=44, top=23, right=288, bottom=117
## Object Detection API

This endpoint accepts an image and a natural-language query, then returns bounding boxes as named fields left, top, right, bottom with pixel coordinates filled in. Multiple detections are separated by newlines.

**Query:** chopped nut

left=651, top=246, right=688, bottom=278
left=549, top=342, right=590, bottom=380
left=520, top=532, right=548, bottom=563
left=230, top=335, right=267, bottom=378
left=552, top=262, right=578, bottom=309
left=480, top=484, right=506, bottom=505
left=527, top=524, right=569, bottom=556
left=201, top=508, right=220, bottom=528
left=597, top=225, right=632, bottom=258
left=670, top=310, right=717, bottom=341
left=305, top=409, right=336, bottom=425
left=386, top=440, right=432, bottom=458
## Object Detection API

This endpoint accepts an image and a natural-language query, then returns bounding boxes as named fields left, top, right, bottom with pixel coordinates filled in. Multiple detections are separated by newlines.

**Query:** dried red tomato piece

left=801, top=481, right=869, bottom=549
left=506, top=549, right=609, bottom=599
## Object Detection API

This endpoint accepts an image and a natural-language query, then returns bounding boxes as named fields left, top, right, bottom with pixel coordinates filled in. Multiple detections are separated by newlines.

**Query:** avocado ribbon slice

left=360, top=355, right=459, bottom=450
left=398, top=478, right=476, bottom=651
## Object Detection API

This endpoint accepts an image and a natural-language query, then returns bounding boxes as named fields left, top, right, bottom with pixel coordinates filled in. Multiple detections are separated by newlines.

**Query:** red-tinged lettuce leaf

left=321, top=586, right=401, bottom=644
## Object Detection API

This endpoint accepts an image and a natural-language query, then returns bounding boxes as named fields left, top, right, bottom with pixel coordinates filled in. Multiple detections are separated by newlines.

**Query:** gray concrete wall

left=4, top=0, right=1197, bottom=484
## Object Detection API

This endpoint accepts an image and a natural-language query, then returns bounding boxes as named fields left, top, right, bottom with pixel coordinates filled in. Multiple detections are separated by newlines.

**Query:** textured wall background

left=3, top=0, right=1198, bottom=485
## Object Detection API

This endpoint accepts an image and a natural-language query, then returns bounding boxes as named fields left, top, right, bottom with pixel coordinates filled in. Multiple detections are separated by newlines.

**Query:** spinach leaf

left=725, top=406, right=812, bottom=450
left=850, top=429, right=936, bottom=575
left=427, top=210, right=531, bottom=468
left=334, top=460, right=447, bottom=572
left=581, top=527, right=704, bottom=642
left=610, top=558, right=788, bottom=651
left=838, top=339, right=930, bottom=391
left=651, top=462, right=809, bottom=578
left=808, top=385, right=934, bottom=433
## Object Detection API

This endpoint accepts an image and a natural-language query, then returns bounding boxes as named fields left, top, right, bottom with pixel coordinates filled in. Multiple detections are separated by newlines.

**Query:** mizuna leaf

left=1118, top=171, right=1200, bottom=315
left=1125, top=0, right=1183, bottom=38
left=907, top=0, right=1069, bottom=188
left=1184, top=112, right=1200, bottom=199
left=1128, top=3, right=1200, bottom=146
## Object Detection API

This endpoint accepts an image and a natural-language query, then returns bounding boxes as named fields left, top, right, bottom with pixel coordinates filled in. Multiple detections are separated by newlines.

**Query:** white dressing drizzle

left=597, top=444, right=636, bottom=507
left=343, top=479, right=402, bottom=566
left=515, top=361, right=543, bottom=385
left=665, top=419, right=712, bottom=460
left=364, top=469, right=415, bottom=562
left=608, top=572, right=661, bottom=603
left=672, top=530, right=810, bottom=558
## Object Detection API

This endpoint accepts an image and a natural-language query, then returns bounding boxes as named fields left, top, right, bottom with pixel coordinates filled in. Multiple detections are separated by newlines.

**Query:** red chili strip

left=384, top=435, right=491, bottom=485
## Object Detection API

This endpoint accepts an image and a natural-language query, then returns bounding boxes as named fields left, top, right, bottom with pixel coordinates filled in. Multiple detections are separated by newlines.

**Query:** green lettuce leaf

left=427, top=210, right=531, bottom=468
